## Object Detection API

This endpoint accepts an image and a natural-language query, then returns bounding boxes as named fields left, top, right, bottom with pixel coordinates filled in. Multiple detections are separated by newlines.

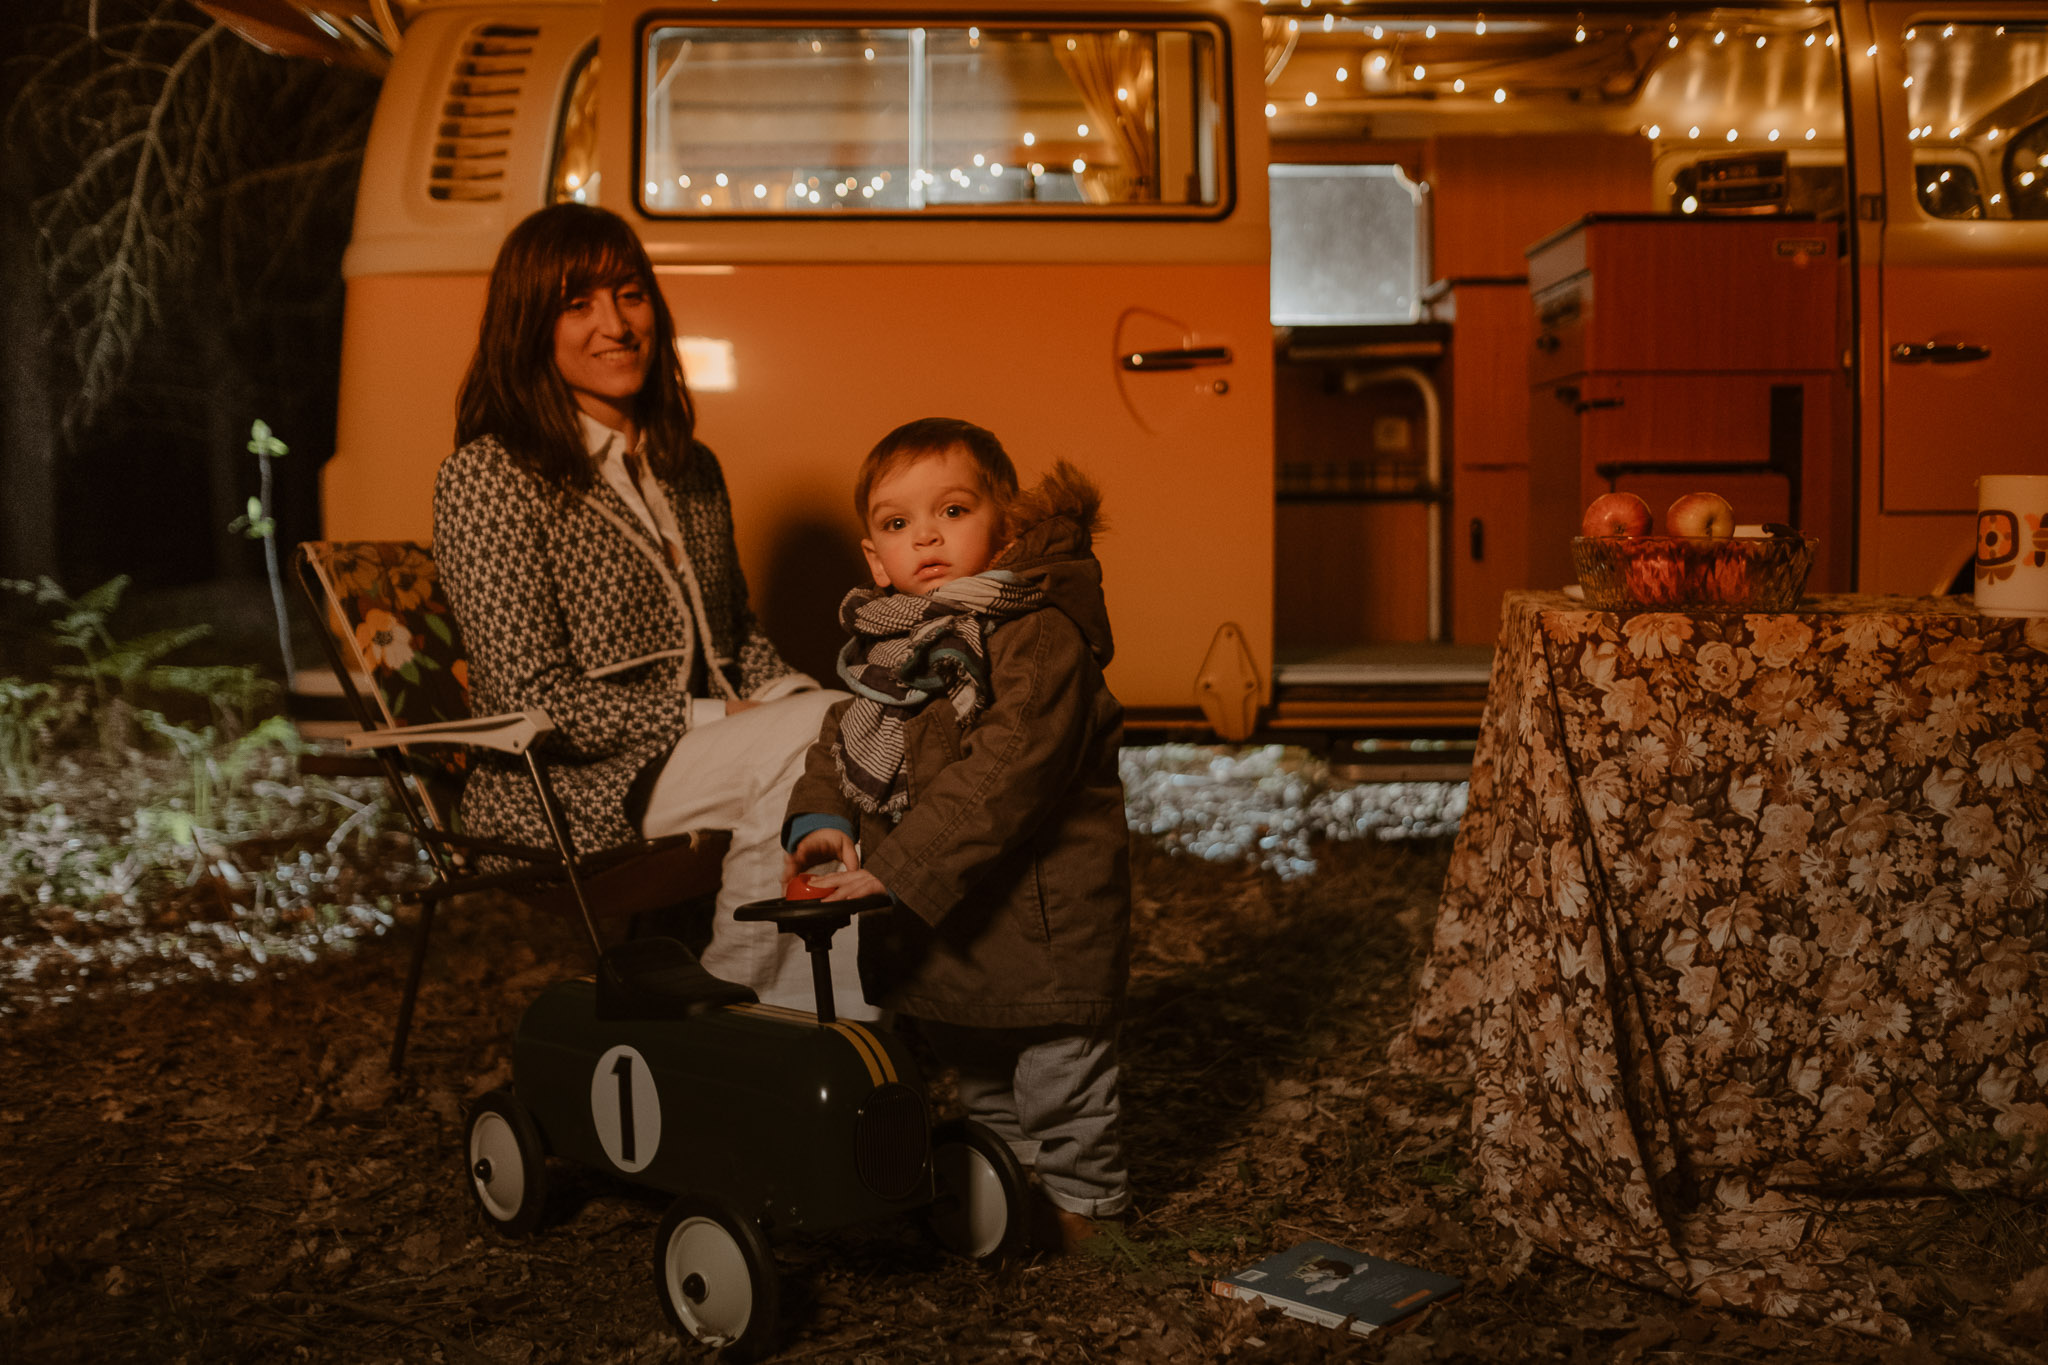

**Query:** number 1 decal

left=590, top=1045, right=660, bottom=1173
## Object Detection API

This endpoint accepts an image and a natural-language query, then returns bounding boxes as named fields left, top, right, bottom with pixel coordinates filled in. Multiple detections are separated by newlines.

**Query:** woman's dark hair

left=456, top=203, right=695, bottom=488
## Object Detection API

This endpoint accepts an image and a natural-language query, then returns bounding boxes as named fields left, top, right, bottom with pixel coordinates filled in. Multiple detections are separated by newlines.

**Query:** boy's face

left=861, top=447, right=1001, bottom=595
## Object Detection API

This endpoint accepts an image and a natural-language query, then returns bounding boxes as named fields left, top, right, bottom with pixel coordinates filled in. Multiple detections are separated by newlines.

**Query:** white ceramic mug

left=1975, top=474, right=2048, bottom=618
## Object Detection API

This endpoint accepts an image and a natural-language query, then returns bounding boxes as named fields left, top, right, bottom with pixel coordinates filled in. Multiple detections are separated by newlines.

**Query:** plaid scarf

left=833, top=571, right=1046, bottom=815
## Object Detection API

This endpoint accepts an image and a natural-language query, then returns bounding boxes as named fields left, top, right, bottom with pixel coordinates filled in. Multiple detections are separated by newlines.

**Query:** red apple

left=1667, top=491, right=1736, bottom=538
left=1582, top=491, right=1654, bottom=538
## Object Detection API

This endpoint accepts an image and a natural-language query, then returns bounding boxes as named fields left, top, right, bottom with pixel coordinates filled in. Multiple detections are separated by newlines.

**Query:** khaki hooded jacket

left=785, top=465, right=1131, bottom=1029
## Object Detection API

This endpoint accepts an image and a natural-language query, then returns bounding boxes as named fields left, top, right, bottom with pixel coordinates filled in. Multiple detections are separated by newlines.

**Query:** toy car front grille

left=854, top=1082, right=929, bottom=1201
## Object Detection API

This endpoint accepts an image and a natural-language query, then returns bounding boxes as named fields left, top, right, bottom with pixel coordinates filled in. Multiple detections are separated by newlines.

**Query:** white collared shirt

left=580, top=412, right=689, bottom=570
left=576, top=412, right=816, bottom=722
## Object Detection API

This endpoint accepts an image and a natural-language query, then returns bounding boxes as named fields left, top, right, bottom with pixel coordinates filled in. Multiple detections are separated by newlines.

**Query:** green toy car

left=463, top=892, right=1030, bottom=1360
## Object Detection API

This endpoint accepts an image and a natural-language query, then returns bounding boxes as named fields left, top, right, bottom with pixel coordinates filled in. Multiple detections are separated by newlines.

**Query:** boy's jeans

left=918, top=1020, right=1130, bottom=1218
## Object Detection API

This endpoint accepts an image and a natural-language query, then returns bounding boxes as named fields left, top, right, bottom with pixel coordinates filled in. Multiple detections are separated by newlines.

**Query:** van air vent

left=427, top=25, right=539, bottom=203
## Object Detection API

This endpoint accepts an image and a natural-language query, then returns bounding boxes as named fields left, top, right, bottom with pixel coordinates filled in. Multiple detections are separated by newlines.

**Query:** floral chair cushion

left=301, top=541, right=472, bottom=779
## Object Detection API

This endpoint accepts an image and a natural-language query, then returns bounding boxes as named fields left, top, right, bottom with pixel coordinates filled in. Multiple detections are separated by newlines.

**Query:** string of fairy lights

left=618, top=14, right=2047, bottom=218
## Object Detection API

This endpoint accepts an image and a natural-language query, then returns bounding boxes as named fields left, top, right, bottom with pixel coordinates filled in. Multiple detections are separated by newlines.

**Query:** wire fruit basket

left=1572, top=535, right=1817, bottom=611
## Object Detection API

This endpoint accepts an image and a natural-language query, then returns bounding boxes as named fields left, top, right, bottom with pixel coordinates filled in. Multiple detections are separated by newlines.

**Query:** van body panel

left=344, top=6, right=600, bottom=277
left=663, top=260, right=1275, bottom=698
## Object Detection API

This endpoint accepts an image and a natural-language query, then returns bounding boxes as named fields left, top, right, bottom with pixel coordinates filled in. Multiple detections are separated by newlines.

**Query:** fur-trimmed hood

left=993, top=460, right=1113, bottom=667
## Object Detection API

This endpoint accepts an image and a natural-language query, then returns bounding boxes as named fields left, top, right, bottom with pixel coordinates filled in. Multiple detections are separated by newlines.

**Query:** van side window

left=638, top=23, right=1226, bottom=216
left=550, top=45, right=599, bottom=204
left=1896, top=20, right=2048, bottom=220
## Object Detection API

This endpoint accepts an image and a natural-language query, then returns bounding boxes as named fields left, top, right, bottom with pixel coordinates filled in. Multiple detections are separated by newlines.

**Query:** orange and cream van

left=212, top=0, right=2048, bottom=737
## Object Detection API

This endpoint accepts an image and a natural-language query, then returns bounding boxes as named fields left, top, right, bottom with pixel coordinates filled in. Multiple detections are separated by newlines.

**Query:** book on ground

left=1210, top=1240, right=1463, bottom=1337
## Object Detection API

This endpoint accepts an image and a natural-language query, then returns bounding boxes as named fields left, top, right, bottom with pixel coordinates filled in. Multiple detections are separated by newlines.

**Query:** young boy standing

left=782, top=417, right=1132, bottom=1248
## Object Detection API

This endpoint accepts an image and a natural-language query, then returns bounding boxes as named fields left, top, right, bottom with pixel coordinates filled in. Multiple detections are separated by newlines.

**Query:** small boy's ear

left=860, top=539, right=893, bottom=590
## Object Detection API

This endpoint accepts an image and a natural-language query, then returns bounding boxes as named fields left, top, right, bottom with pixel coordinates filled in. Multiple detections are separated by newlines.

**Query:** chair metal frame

left=294, top=542, right=727, bottom=1070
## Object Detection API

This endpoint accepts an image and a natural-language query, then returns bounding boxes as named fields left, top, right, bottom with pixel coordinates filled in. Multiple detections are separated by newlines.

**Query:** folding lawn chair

left=294, top=541, right=731, bottom=1071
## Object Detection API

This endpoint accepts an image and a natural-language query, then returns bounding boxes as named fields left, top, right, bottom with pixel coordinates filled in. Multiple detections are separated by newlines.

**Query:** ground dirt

left=4, top=796, right=2047, bottom=1363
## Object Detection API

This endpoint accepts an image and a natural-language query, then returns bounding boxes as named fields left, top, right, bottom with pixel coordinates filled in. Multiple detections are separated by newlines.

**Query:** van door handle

left=1891, top=341, right=1991, bottom=364
left=1122, top=346, right=1232, bottom=371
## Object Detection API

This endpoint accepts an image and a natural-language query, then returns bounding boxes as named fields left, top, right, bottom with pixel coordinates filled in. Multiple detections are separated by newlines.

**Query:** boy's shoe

left=1027, top=1185, right=1122, bottom=1255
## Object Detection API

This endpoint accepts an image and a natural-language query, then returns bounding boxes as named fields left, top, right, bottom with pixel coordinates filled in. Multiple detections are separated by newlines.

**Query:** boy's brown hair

left=855, top=418, right=1020, bottom=525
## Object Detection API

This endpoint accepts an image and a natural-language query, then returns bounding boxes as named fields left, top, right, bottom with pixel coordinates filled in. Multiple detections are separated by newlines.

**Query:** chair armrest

left=344, top=709, right=556, bottom=755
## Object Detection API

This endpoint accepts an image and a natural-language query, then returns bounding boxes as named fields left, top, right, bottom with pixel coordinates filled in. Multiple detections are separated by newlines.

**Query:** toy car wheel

left=654, top=1197, right=779, bottom=1362
left=465, top=1090, right=548, bottom=1236
left=926, top=1117, right=1029, bottom=1260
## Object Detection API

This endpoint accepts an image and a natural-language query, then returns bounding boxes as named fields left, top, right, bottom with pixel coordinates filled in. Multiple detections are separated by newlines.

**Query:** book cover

left=1209, top=1240, right=1463, bottom=1337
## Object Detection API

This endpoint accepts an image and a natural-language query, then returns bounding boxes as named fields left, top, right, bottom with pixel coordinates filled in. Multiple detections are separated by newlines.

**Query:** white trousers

left=638, top=689, right=878, bottom=1020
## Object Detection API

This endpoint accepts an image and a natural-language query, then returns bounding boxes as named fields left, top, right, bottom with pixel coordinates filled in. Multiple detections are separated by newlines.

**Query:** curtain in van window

left=1261, top=17, right=1297, bottom=84
left=1053, top=33, right=1155, bottom=203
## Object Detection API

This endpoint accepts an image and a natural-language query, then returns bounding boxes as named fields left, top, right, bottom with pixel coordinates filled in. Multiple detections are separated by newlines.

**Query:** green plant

left=228, top=419, right=298, bottom=685
left=0, top=678, right=69, bottom=794
left=136, top=709, right=310, bottom=830
left=2, top=575, right=210, bottom=717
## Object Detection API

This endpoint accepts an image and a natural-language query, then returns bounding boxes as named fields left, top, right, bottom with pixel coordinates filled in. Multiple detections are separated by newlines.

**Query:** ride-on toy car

left=463, top=865, right=1032, bottom=1360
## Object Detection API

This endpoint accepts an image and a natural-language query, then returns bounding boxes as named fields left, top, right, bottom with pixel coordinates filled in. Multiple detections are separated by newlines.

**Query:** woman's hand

left=804, top=868, right=889, bottom=902
left=783, top=827, right=860, bottom=883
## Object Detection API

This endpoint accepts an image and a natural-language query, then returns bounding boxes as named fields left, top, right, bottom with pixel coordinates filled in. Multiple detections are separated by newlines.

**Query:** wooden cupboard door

left=1527, top=380, right=1584, bottom=590
left=1451, top=465, right=1529, bottom=645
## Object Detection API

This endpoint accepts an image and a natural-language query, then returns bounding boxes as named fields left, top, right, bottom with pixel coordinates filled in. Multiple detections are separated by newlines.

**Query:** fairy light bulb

left=1265, top=102, right=1278, bottom=117
left=1453, top=79, right=1465, bottom=92
left=1493, top=87, right=1506, bottom=103
left=1647, top=124, right=1661, bottom=138
left=715, top=173, right=728, bottom=187
left=1336, top=66, right=1348, bottom=80
left=1072, top=158, right=1087, bottom=173
left=1688, top=125, right=1700, bottom=138
left=1475, top=15, right=1487, bottom=36
left=1414, top=65, right=1426, bottom=79
left=1768, top=128, right=1780, bottom=141
left=1714, top=30, right=1726, bottom=44
left=1305, top=91, right=1318, bottom=106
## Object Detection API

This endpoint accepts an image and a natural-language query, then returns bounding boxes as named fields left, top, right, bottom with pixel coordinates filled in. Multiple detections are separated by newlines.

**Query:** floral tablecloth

left=1403, top=593, right=2048, bottom=1336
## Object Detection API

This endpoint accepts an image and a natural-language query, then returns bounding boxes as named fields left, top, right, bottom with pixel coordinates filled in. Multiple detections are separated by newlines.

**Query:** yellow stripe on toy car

left=727, top=1003, right=892, bottom=1087
left=831, top=1021, right=897, bottom=1084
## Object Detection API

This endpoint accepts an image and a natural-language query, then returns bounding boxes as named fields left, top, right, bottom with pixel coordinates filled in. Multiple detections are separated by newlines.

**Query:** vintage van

left=211, top=0, right=2048, bottom=738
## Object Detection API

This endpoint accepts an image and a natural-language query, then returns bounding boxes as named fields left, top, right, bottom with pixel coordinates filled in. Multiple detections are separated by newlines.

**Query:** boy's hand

left=803, top=868, right=889, bottom=903
left=783, top=827, right=860, bottom=884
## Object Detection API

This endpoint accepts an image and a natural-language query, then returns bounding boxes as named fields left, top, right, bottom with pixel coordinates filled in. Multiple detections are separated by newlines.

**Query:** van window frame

left=630, top=10, right=1239, bottom=223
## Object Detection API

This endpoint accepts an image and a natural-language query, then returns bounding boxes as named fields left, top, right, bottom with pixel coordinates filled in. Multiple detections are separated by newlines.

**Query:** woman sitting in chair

left=434, top=202, right=867, bottom=1018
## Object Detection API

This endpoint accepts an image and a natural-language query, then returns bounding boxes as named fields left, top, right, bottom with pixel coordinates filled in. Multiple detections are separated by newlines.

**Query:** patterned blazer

left=432, top=434, right=801, bottom=853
